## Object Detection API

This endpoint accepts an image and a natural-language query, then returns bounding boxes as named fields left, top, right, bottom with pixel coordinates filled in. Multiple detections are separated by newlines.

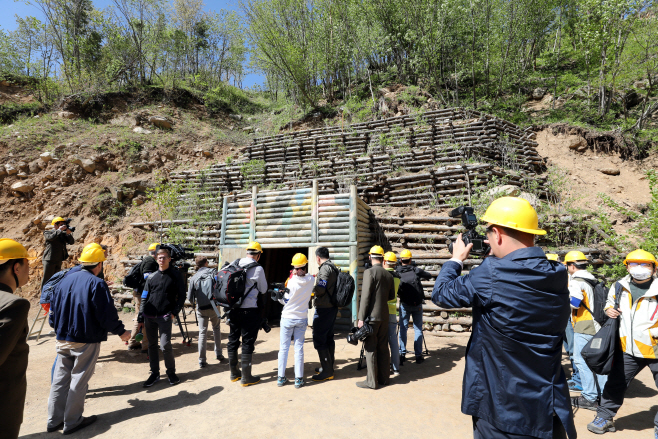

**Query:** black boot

left=240, top=353, right=260, bottom=386
left=228, top=350, right=241, bottom=382
left=312, top=349, right=334, bottom=381
left=315, top=345, right=335, bottom=373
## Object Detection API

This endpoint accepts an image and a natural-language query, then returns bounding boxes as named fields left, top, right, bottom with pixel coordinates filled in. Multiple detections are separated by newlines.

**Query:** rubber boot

left=228, top=350, right=241, bottom=382
left=240, top=353, right=260, bottom=387
left=312, top=349, right=334, bottom=381
left=315, top=344, right=335, bottom=373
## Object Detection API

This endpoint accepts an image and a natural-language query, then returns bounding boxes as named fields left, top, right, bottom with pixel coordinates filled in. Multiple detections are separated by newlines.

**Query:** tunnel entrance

left=261, top=247, right=309, bottom=324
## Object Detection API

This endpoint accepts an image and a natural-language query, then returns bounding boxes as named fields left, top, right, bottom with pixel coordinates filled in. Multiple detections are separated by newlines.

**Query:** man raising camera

left=432, top=197, right=575, bottom=439
left=41, top=217, right=74, bottom=290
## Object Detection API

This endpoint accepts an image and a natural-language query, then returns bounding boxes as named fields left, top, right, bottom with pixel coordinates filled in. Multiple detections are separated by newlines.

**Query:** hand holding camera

left=448, top=206, right=491, bottom=258
left=268, top=283, right=290, bottom=302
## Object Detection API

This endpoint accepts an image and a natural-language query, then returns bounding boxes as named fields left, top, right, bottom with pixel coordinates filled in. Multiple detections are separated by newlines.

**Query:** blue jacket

left=40, top=264, right=82, bottom=304
left=49, top=269, right=126, bottom=343
left=432, top=247, right=576, bottom=439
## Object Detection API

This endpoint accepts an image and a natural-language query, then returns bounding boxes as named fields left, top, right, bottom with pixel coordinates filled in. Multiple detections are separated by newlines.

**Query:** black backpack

left=581, top=283, right=623, bottom=375
left=332, top=270, right=355, bottom=308
left=123, top=260, right=144, bottom=290
left=40, top=266, right=75, bottom=304
left=573, top=277, right=610, bottom=325
left=396, top=265, right=425, bottom=306
left=215, top=259, right=260, bottom=309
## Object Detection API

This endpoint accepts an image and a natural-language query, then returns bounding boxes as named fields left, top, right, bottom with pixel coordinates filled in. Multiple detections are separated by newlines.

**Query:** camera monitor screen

left=466, top=213, right=478, bottom=224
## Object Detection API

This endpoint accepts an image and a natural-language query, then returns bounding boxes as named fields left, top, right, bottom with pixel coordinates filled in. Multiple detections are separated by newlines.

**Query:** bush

left=204, top=83, right=262, bottom=114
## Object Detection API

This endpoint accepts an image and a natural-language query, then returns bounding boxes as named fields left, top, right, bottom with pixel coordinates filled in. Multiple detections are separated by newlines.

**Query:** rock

left=487, top=185, right=520, bottom=197
left=109, top=186, right=124, bottom=201
left=28, top=160, right=40, bottom=174
left=0, top=167, right=6, bottom=179
left=566, top=136, right=587, bottom=150
left=133, top=195, right=146, bottom=206
left=70, top=156, right=82, bottom=166
left=80, top=159, right=96, bottom=173
left=11, top=181, right=34, bottom=193
left=37, top=159, right=47, bottom=170
left=133, top=127, right=152, bottom=134
left=599, top=167, right=620, bottom=176
left=229, top=114, right=243, bottom=121
left=58, top=111, right=76, bottom=119
left=149, top=116, right=172, bottom=130
left=32, top=215, right=42, bottom=225
left=43, top=186, right=57, bottom=193
left=4, top=165, right=16, bottom=175
left=532, top=88, right=547, bottom=100
left=450, top=324, right=465, bottom=332
left=442, top=324, right=450, bottom=332
left=518, top=192, right=539, bottom=206
left=90, top=154, right=105, bottom=163
left=242, top=126, right=254, bottom=133
left=40, top=152, right=54, bottom=162
left=17, top=172, right=29, bottom=179
left=17, top=161, right=28, bottom=172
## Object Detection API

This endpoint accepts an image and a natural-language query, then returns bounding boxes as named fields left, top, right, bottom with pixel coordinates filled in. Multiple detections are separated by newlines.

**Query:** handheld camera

left=64, top=218, right=76, bottom=233
left=268, top=282, right=290, bottom=302
left=448, top=206, right=490, bottom=256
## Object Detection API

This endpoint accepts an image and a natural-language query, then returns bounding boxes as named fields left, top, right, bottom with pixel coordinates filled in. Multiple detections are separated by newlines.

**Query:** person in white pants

left=277, top=253, right=315, bottom=388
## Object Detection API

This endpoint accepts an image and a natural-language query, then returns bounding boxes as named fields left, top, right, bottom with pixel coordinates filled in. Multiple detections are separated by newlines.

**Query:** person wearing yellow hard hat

left=0, top=239, right=35, bottom=439
left=383, top=252, right=402, bottom=376
left=588, top=249, right=658, bottom=434
left=41, top=215, right=75, bottom=291
left=276, top=253, right=315, bottom=388
left=223, top=241, right=268, bottom=387
left=563, top=251, right=608, bottom=411
left=546, top=253, right=559, bottom=262
left=432, top=197, right=576, bottom=438
left=311, top=246, right=340, bottom=382
left=356, top=245, right=395, bottom=390
left=47, top=242, right=129, bottom=435
left=126, top=243, right=159, bottom=352
left=395, top=248, right=432, bottom=365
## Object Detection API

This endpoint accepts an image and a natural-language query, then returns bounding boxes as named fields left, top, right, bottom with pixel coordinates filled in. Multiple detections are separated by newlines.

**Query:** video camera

left=157, top=243, right=195, bottom=263
left=64, top=218, right=76, bottom=233
left=448, top=206, right=490, bottom=256
left=347, top=317, right=373, bottom=345
left=268, top=282, right=290, bottom=302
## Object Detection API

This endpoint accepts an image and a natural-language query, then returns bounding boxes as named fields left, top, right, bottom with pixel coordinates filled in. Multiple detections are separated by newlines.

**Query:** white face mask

left=629, top=266, right=653, bottom=281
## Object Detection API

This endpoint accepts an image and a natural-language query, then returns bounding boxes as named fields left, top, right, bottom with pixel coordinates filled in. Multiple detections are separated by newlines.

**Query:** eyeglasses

left=628, top=262, right=653, bottom=268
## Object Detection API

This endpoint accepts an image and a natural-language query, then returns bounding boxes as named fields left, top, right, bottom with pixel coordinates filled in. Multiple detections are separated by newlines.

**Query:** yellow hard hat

left=79, top=243, right=106, bottom=264
left=384, top=252, right=397, bottom=263
left=480, top=197, right=546, bottom=235
left=623, top=249, right=657, bottom=266
left=0, top=239, right=37, bottom=264
left=400, top=249, right=412, bottom=259
left=291, top=253, right=308, bottom=268
left=369, top=245, right=384, bottom=256
left=545, top=253, right=559, bottom=261
left=148, top=242, right=160, bottom=251
left=51, top=216, right=66, bottom=225
left=246, top=241, right=263, bottom=253
left=564, top=251, right=588, bottom=264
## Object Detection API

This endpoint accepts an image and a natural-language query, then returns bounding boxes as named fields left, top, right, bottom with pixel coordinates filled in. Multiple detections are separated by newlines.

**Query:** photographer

left=137, top=246, right=186, bottom=387
left=311, top=247, right=339, bottom=382
left=226, top=242, right=268, bottom=387
left=431, top=197, right=575, bottom=439
left=41, top=217, right=74, bottom=290
left=276, top=254, right=314, bottom=388
left=127, top=243, right=158, bottom=352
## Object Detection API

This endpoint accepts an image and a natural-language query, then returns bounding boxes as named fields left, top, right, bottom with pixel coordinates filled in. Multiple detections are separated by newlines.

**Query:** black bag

left=332, top=270, right=355, bottom=308
left=123, top=260, right=144, bottom=289
left=40, top=266, right=74, bottom=304
left=581, top=283, right=623, bottom=375
left=396, top=265, right=425, bottom=306
left=574, top=277, right=610, bottom=325
left=215, top=259, right=259, bottom=309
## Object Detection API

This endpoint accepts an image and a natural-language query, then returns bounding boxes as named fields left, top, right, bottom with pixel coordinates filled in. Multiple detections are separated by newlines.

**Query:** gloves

left=137, top=313, right=144, bottom=324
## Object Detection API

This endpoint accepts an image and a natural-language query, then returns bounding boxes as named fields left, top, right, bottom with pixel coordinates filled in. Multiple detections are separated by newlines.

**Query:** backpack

left=573, top=277, right=610, bottom=325
left=40, top=266, right=75, bottom=304
left=332, top=270, right=356, bottom=308
left=215, top=259, right=260, bottom=309
left=581, top=283, right=623, bottom=375
left=396, top=265, right=425, bottom=306
left=191, top=268, right=217, bottom=307
left=123, top=260, right=144, bottom=290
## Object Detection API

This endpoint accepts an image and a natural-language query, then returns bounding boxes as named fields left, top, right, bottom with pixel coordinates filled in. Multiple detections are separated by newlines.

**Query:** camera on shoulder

left=448, top=206, right=490, bottom=256
left=268, top=282, right=289, bottom=302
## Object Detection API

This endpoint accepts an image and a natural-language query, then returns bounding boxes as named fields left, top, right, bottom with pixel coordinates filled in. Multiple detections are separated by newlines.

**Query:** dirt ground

left=18, top=310, right=658, bottom=439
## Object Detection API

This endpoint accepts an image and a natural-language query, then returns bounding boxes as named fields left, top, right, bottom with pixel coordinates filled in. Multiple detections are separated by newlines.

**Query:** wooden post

left=350, top=244, right=358, bottom=324
left=220, top=196, right=228, bottom=246
left=250, top=185, right=258, bottom=242
left=312, top=179, right=319, bottom=244
left=349, top=184, right=358, bottom=325
left=349, top=184, right=357, bottom=243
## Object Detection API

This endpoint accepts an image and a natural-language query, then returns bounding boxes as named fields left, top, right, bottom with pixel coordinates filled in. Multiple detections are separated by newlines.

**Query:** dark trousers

left=364, top=320, right=389, bottom=389
left=598, top=351, right=658, bottom=426
left=226, top=308, right=261, bottom=355
left=145, top=315, right=175, bottom=375
left=41, top=260, right=62, bottom=290
left=473, top=415, right=567, bottom=439
left=312, top=306, right=338, bottom=351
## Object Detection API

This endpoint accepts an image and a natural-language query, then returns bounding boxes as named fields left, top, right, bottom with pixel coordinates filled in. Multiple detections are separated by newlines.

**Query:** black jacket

left=42, top=229, right=74, bottom=263
left=139, top=268, right=186, bottom=320
left=139, top=255, right=158, bottom=278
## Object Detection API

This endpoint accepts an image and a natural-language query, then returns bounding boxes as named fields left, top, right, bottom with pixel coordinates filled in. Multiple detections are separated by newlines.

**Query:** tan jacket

left=358, top=264, right=395, bottom=322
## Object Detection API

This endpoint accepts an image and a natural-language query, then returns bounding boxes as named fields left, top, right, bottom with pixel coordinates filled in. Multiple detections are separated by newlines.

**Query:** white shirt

left=238, top=257, right=268, bottom=309
left=280, top=274, right=315, bottom=320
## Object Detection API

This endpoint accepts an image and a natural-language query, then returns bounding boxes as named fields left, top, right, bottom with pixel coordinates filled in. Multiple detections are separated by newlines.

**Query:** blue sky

left=3, top=0, right=265, bottom=88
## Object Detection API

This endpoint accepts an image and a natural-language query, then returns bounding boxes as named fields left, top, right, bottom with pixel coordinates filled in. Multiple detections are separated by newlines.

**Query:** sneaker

left=415, top=356, right=425, bottom=364
left=587, top=416, right=616, bottom=434
left=294, top=378, right=304, bottom=389
left=217, top=354, right=226, bottom=363
left=143, top=373, right=160, bottom=387
left=277, top=376, right=288, bottom=387
left=167, top=372, right=180, bottom=385
left=392, top=370, right=401, bottom=377
left=199, top=362, right=207, bottom=368
left=572, top=396, right=598, bottom=411
left=568, top=381, right=583, bottom=392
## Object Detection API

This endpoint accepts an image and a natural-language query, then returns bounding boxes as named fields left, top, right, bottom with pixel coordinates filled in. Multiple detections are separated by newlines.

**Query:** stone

left=43, top=186, right=57, bottom=193
left=242, top=126, right=254, bottom=133
left=229, top=114, right=242, bottom=121
left=70, top=156, right=83, bottom=166
left=599, top=167, right=621, bottom=176
left=11, top=181, right=34, bottom=193
left=450, top=324, right=465, bottom=332
left=532, top=88, right=547, bottom=100
left=17, top=172, right=29, bottom=179
left=109, top=186, right=124, bottom=201
left=149, top=116, right=172, bottom=130
left=518, top=192, right=539, bottom=206
left=40, top=151, right=54, bottom=162
left=37, top=159, right=48, bottom=170
left=442, top=324, right=450, bottom=332
left=566, top=136, right=587, bottom=150
left=487, top=185, right=520, bottom=197
left=133, top=195, right=146, bottom=206
left=133, top=126, right=152, bottom=134
left=80, top=159, right=96, bottom=173
left=32, top=215, right=42, bottom=225
left=5, top=164, right=18, bottom=175
left=58, top=111, right=76, bottom=119
left=29, top=160, right=40, bottom=174
left=17, top=161, right=29, bottom=172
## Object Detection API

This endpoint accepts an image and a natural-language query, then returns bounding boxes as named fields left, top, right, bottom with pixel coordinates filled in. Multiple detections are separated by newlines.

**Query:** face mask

left=629, top=266, right=653, bottom=281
